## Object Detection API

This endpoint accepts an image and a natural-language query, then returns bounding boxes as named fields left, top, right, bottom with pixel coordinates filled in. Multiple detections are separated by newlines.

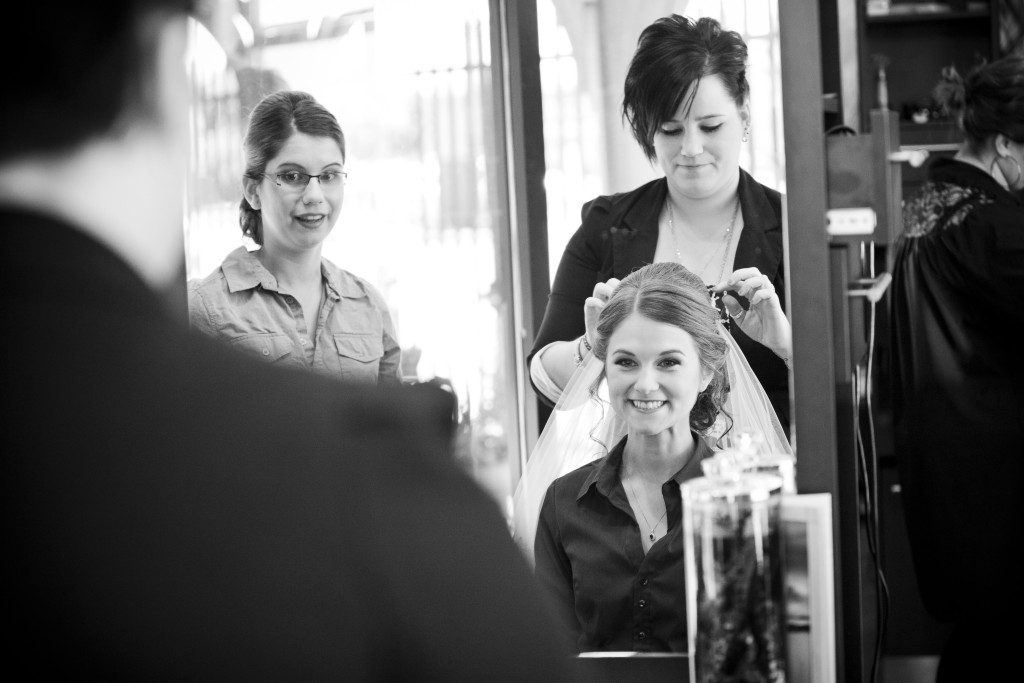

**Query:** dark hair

left=593, top=262, right=731, bottom=435
left=933, top=54, right=1024, bottom=147
left=623, top=15, right=749, bottom=161
left=240, top=91, right=346, bottom=245
left=0, top=1, right=198, bottom=162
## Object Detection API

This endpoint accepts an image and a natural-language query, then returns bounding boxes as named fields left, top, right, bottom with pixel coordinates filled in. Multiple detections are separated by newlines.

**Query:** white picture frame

left=781, top=492, right=836, bottom=683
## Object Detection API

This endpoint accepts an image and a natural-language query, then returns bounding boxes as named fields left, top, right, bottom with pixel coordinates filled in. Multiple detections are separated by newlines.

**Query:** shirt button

left=261, top=348, right=270, bottom=356
left=640, top=577, right=649, bottom=586
left=638, top=599, right=646, bottom=608
left=638, top=631, right=647, bottom=640
left=300, top=338, right=308, bottom=345
left=286, top=296, right=295, bottom=303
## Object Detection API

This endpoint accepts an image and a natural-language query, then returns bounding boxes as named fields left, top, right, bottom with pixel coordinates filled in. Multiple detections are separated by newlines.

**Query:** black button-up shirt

left=534, top=435, right=712, bottom=653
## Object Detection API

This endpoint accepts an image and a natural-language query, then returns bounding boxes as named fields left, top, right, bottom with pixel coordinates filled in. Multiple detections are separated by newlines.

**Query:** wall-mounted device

left=825, top=109, right=904, bottom=251
left=826, top=207, right=877, bottom=237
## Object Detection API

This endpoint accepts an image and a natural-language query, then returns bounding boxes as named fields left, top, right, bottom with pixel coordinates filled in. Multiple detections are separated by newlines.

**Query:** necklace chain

left=626, top=478, right=668, bottom=542
left=667, top=197, right=741, bottom=283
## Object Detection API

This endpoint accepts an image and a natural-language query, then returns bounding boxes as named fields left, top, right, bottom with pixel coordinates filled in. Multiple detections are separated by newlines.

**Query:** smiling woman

left=528, top=261, right=790, bottom=653
left=187, top=90, right=402, bottom=386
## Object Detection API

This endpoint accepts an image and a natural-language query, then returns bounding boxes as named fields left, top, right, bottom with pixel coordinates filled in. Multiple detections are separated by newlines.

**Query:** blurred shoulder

left=180, top=330, right=452, bottom=450
left=372, top=381, right=458, bottom=450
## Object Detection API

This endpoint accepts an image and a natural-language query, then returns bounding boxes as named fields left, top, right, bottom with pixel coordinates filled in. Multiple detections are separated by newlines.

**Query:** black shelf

left=898, top=119, right=959, bottom=142
left=859, top=0, right=995, bottom=130
left=865, top=9, right=989, bottom=23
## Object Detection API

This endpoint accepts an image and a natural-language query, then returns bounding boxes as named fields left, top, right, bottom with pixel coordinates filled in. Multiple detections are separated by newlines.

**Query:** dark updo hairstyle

left=240, top=90, right=345, bottom=245
left=593, top=262, right=731, bottom=436
left=623, top=15, right=749, bottom=161
left=933, top=54, right=1024, bottom=149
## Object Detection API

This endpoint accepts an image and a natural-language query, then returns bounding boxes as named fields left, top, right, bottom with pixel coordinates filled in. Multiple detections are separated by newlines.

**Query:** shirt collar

left=220, top=246, right=367, bottom=301
left=576, top=433, right=715, bottom=502
left=319, top=259, right=368, bottom=301
left=220, top=246, right=274, bottom=293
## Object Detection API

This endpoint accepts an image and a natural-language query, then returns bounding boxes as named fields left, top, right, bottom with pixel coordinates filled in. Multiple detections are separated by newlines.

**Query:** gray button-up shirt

left=188, top=246, right=401, bottom=386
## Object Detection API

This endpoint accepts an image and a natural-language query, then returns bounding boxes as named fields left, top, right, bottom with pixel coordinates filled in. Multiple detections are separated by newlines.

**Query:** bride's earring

left=742, top=126, right=750, bottom=143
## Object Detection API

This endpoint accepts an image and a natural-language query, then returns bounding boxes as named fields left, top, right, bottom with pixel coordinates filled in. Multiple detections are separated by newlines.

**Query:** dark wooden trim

left=781, top=0, right=839, bottom=511
left=779, top=1, right=852, bottom=680
left=491, top=0, right=549, bottom=480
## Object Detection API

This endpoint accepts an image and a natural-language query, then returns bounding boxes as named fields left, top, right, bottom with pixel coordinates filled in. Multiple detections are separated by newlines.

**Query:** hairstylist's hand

left=713, top=268, right=792, bottom=364
left=583, top=278, right=621, bottom=350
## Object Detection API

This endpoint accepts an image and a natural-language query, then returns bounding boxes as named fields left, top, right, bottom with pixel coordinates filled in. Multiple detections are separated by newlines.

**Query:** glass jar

left=681, top=471, right=787, bottom=682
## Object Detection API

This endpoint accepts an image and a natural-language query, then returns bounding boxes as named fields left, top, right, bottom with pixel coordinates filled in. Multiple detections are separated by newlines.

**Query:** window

left=185, top=0, right=523, bottom=518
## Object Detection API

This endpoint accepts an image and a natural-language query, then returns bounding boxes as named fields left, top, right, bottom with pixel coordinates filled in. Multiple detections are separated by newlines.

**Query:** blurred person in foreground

left=890, top=54, right=1024, bottom=683
left=0, top=2, right=576, bottom=680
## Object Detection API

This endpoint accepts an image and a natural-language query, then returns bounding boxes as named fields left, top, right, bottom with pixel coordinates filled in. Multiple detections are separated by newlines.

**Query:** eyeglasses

left=261, top=170, right=347, bottom=190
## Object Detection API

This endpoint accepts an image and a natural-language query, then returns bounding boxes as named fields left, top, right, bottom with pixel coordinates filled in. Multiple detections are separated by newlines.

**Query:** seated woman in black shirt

left=531, top=261, right=787, bottom=652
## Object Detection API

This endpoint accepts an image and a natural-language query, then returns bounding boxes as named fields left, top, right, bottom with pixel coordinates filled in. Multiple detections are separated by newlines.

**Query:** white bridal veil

left=511, top=321, right=792, bottom=563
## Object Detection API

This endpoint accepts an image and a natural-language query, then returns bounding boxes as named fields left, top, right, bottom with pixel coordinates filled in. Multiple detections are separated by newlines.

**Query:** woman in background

left=529, top=15, right=790, bottom=433
left=890, top=54, right=1024, bottom=683
left=189, top=90, right=401, bottom=386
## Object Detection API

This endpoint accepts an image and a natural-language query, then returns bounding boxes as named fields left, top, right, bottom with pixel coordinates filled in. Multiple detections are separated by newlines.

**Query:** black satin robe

left=890, top=158, right=1024, bottom=629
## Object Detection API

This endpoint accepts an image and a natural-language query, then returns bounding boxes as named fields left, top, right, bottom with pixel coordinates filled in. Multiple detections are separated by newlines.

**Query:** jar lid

left=748, top=452, right=795, bottom=467
left=680, top=472, right=783, bottom=504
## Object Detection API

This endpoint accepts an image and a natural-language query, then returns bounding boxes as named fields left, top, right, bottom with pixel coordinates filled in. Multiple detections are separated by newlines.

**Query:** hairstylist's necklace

left=626, top=478, right=668, bottom=542
left=667, top=197, right=741, bottom=284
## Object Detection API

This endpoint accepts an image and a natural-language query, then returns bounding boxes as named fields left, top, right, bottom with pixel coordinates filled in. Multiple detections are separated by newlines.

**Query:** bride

left=513, top=261, right=791, bottom=653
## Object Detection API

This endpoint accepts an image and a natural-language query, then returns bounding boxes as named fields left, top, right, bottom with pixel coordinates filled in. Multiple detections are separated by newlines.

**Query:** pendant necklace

left=626, top=478, right=668, bottom=542
left=667, top=196, right=741, bottom=284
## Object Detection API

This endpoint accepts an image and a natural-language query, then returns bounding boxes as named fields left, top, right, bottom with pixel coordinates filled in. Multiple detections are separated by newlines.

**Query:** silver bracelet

left=573, top=335, right=590, bottom=367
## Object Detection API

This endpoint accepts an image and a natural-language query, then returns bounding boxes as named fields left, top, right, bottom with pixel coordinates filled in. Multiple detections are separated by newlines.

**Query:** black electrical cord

left=853, top=296, right=891, bottom=683
left=825, top=124, right=858, bottom=136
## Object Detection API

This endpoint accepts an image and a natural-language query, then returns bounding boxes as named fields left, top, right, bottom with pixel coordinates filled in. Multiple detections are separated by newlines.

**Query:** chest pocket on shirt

left=334, top=333, right=382, bottom=383
left=230, top=333, right=294, bottom=364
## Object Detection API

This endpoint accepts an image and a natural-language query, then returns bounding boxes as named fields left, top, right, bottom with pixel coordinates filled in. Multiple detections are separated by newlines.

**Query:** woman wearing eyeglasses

left=189, top=90, right=401, bottom=386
